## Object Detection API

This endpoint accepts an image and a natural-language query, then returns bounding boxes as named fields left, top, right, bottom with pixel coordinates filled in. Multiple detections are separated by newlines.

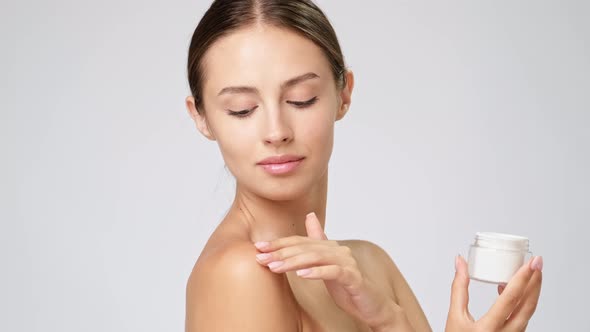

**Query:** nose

left=263, top=109, right=293, bottom=146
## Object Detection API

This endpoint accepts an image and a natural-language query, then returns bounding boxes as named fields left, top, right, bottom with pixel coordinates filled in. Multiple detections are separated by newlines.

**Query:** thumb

left=305, top=212, right=328, bottom=240
left=449, top=254, right=471, bottom=316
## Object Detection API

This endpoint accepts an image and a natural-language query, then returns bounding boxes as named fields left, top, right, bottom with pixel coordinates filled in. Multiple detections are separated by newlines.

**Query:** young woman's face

left=187, top=25, right=353, bottom=201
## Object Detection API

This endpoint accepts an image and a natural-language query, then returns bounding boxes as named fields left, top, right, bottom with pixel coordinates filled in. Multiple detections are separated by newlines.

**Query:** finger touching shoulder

left=185, top=242, right=300, bottom=332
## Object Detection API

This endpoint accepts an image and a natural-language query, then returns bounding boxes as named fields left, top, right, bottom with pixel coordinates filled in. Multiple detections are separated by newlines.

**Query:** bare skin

left=183, top=23, right=429, bottom=331
left=185, top=204, right=431, bottom=331
left=183, top=22, right=543, bottom=332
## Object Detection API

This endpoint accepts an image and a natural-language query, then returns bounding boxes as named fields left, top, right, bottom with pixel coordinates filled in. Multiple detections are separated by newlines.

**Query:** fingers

left=504, top=258, right=543, bottom=331
left=254, top=212, right=350, bottom=276
left=296, top=264, right=365, bottom=295
left=258, top=245, right=356, bottom=274
left=449, top=255, right=471, bottom=317
left=254, top=235, right=338, bottom=252
left=255, top=243, right=320, bottom=264
left=481, top=256, right=541, bottom=329
left=305, top=212, right=328, bottom=240
left=253, top=212, right=333, bottom=252
left=296, top=264, right=362, bottom=285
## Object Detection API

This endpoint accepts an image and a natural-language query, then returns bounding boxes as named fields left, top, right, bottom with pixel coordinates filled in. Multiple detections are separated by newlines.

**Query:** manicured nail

left=455, top=254, right=460, bottom=271
left=254, top=241, right=269, bottom=249
left=306, top=212, right=316, bottom=219
left=267, top=261, right=284, bottom=269
left=530, top=256, right=543, bottom=271
left=256, top=253, right=271, bottom=261
left=296, top=268, right=312, bottom=276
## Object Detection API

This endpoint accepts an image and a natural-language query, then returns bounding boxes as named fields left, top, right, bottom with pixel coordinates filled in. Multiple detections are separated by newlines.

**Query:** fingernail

left=267, top=261, right=284, bottom=269
left=306, top=212, right=316, bottom=218
left=455, top=254, right=460, bottom=271
left=296, top=268, right=312, bottom=276
left=256, top=253, right=271, bottom=261
left=254, top=241, right=269, bottom=249
left=530, top=256, right=543, bottom=271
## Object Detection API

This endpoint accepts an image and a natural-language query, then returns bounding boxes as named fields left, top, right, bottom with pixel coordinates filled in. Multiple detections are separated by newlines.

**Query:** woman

left=184, top=1, right=543, bottom=331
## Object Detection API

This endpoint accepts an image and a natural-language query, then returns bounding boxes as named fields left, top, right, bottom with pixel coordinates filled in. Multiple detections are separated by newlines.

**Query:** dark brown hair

left=187, top=0, right=347, bottom=113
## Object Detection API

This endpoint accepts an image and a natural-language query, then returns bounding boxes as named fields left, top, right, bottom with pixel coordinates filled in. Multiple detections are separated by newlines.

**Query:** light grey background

left=3, top=0, right=589, bottom=331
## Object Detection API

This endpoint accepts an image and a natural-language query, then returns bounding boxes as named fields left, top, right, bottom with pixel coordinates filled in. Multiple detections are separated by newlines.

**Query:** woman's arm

left=185, top=243, right=300, bottom=332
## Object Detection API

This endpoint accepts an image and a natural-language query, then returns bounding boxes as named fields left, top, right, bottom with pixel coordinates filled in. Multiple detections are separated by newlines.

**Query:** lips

left=257, top=155, right=305, bottom=165
left=257, top=155, right=305, bottom=175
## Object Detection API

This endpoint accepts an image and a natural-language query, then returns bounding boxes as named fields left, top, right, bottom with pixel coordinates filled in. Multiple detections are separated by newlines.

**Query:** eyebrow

left=217, top=72, right=320, bottom=96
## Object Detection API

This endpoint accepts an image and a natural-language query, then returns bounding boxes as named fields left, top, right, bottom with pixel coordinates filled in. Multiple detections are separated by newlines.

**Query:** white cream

left=467, top=232, right=532, bottom=284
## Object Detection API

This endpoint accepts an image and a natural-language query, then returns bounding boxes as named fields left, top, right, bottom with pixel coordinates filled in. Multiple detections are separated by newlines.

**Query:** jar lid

left=474, top=232, right=530, bottom=251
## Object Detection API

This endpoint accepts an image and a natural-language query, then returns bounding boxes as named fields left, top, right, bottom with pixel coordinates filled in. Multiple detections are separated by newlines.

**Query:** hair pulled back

left=187, top=0, right=347, bottom=113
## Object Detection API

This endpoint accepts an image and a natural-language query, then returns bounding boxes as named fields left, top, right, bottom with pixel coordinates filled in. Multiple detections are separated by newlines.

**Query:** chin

left=260, top=183, right=310, bottom=201
left=244, top=177, right=315, bottom=202
left=232, top=161, right=328, bottom=201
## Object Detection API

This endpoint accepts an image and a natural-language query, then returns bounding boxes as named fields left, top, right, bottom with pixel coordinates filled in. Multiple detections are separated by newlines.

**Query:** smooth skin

left=253, top=212, right=415, bottom=331
left=184, top=23, right=543, bottom=332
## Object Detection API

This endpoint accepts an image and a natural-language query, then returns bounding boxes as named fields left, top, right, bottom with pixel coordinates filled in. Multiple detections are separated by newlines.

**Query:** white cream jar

left=467, top=232, right=532, bottom=284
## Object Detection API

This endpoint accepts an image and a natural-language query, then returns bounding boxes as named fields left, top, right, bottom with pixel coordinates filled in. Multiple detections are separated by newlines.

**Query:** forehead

left=201, top=24, right=333, bottom=93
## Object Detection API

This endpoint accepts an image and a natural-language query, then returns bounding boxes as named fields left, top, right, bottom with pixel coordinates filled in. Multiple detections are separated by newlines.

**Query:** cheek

left=214, top=122, right=257, bottom=169
left=299, top=107, right=335, bottom=156
left=302, top=118, right=333, bottom=144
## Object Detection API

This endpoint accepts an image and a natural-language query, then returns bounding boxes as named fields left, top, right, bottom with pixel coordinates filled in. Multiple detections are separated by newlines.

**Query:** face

left=186, top=24, right=353, bottom=201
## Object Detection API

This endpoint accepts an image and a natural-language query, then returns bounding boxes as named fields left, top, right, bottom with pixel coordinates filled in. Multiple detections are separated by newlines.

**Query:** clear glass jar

left=467, top=232, right=532, bottom=284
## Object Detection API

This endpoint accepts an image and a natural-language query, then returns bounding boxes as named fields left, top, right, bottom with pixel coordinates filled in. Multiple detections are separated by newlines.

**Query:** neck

left=227, top=172, right=328, bottom=243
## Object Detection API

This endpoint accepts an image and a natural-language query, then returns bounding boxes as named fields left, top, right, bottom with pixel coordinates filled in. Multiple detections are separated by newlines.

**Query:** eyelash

left=227, top=96, right=318, bottom=119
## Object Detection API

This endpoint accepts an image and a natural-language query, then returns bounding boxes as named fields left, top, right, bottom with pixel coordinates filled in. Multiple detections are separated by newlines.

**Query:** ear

left=185, top=96, right=216, bottom=141
left=336, top=70, right=354, bottom=121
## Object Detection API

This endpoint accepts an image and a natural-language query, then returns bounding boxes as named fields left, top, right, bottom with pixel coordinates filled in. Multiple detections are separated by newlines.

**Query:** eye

left=225, top=97, right=317, bottom=119
left=227, top=105, right=258, bottom=119
left=287, top=96, right=318, bottom=108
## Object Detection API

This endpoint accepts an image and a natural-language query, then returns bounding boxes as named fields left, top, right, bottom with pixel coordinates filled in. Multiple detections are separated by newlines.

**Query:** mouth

left=257, top=155, right=305, bottom=165
left=257, top=155, right=305, bottom=175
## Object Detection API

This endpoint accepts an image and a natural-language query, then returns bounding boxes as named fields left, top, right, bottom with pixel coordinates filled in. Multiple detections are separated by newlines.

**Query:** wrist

left=370, top=301, right=414, bottom=332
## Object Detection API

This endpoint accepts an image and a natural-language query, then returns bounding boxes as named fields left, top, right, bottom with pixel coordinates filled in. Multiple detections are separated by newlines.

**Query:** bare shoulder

left=337, top=239, right=399, bottom=286
left=185, top=241, right=300, bottom=332
left=339, top=239, right=433, bottom=332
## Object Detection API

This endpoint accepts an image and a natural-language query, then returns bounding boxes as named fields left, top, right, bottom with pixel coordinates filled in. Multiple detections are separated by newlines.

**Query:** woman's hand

left=445, top=254, right=543, bottom=332
left=254, top=212, right=412, bottom=331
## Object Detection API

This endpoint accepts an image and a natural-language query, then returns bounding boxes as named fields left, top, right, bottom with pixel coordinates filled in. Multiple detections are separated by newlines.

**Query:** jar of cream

left=467, top=232, right=532, bottom=284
